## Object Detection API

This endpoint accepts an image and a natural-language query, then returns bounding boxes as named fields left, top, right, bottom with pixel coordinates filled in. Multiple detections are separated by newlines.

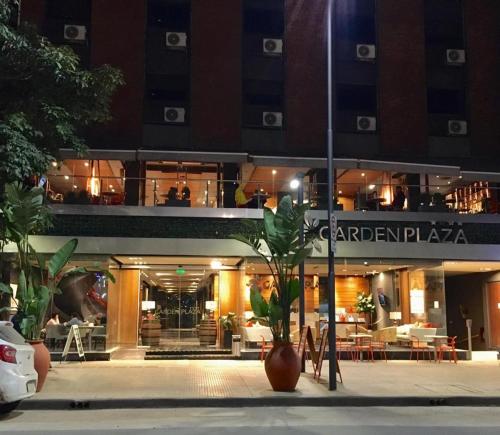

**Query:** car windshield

left=0, top=324, right=26, bottom=345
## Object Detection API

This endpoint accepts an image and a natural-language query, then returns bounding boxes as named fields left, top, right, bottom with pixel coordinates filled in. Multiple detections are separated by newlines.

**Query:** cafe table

left=77, top=325, right=97, bottom=351
left=424, top=335, right=449, bottom=361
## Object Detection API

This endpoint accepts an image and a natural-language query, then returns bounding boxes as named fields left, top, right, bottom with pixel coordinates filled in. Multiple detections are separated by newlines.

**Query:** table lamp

left=141, top=300, right=156, bottom=311
left=389, top=311, right=402, bottom=325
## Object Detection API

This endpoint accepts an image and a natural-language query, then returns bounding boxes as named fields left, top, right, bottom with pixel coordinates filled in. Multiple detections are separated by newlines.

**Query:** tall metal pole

left=326, top=0, right=337, bottom=391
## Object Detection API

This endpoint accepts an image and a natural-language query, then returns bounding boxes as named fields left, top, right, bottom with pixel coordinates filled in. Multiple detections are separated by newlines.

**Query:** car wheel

left=0, top=401, right=21, bottom=415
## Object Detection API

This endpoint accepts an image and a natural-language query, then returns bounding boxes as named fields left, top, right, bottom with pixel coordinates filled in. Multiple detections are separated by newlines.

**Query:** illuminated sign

left=319, top=223, right=468, bottom=244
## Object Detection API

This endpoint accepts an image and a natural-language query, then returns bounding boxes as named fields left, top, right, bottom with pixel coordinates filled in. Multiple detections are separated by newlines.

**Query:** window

left=427, top=88, right=465, bottom=114
left=337, top=84, right=377, bottom=112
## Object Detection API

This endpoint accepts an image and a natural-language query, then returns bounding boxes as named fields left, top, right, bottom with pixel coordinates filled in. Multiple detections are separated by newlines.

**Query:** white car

left=0, top=321, right=38, bottom=414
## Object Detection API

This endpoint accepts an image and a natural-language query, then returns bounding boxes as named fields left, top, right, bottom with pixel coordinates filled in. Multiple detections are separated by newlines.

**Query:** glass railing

left=44, top=174, right=500, bottom=214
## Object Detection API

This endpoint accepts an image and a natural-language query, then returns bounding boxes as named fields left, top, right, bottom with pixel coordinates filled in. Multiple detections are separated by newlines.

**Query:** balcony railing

left=44, top=174, right=500, bottom=215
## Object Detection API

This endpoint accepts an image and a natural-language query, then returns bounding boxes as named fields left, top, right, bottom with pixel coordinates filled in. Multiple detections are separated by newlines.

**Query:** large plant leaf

left=47, top=238, right=78, bottom=278
left=290, top=247, right=312, bottom=269
left=288, top=278, right=301, bottom=304
left=0, top=282, right=13, bottom=295
left=17, top=270, right=27, bottom=303
left=268, top=292, right=283, bottom=327
left=250, top=285, right=269, bottom=319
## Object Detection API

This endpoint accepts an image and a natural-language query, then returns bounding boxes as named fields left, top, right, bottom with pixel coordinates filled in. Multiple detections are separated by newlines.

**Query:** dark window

left=242, top=1, right=285, bottom=127
left=148, top=0, right=190, bottom=29
left=336, top=85, right=377, bottom=112
left=424, top=0, right=464, bottom=46
left=243, top=9, right=284, bottom=35
left=335, top=0, right=376, bottom=43
left=427, top=88, right=465, bottom=114
left=46, top=0, right=91, bottom=20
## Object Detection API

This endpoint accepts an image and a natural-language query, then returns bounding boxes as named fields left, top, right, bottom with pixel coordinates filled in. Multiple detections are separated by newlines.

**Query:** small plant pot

left=223, top=330, right=233, bottom=349
left=264, top=341, right=301, bottom=392
left=28, top=340, right=51, bottom=392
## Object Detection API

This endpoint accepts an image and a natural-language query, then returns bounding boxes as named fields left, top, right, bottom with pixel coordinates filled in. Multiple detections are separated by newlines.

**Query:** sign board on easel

left=314, top=328, right=342, bottom=383
left=297, top=325, right=319, bottom=371
left=61, top=325, right=85, bottom=362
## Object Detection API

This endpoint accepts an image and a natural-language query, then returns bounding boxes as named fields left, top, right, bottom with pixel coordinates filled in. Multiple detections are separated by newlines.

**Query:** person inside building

left=234, top=183, right=249, bottom=208
left=64, top=312, right=85, bottom=327
left=392, top=186, right=406, bottom=211
left=167, top=186, right=178, bottom=201
left=45, top=312, right=60, bottom=327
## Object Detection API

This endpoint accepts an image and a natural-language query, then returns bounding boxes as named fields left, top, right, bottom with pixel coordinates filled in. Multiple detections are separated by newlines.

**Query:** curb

left=19, top=395, right=500, bottom=410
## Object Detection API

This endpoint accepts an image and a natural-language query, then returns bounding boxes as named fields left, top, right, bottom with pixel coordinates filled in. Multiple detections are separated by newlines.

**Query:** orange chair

left=260, top=335, right=273, bottom=362
left=436, top=336, right=458, bottom=364
left=371, top=340, right=388, bottom=362
left=409, top=336, right=433, bottom=362
left=336, top=335, right=355, bottom=361
left=353, top=336, right=374, bottom=362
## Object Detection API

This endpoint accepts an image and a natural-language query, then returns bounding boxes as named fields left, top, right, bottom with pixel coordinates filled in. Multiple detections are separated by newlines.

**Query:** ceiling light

left=369, top=184, right=375, bottom=190
left=338, top=190, right=342, bottom=194
left=64, top=175, right=69, bottom=180
left=51, top=161, right=58, bottom=167
left=361, top=172, right=365, bottom=177
left=109, top=185, right=113, bottom=189
left=84, top=162, right=89, bottom=167
left=363, top=261, right=368, bottom=266
left=272, top=169, right=277, bottom=175
left=211, top=260, right=222, bottom=270
left=73, top=185, right=78, bottom=189
left=290, top=179, right=300, bottom=189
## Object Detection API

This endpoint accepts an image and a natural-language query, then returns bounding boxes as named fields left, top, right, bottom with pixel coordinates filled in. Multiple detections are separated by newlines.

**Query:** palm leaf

left=48, top=238, right=78, bottom=278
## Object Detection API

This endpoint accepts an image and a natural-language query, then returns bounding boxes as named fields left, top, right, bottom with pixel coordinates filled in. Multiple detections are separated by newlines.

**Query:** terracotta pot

left=29, top=340, right=51, bottom=392
left=264, top=341, right=301, bottom=392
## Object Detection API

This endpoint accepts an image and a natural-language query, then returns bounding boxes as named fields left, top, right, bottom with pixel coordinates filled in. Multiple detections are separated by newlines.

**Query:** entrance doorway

left=156, top=268, right=214, bottom=348
left=112, top=256, right=242, bottom=350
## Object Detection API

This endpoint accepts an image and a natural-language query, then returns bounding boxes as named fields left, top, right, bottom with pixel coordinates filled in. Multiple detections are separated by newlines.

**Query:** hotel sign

left=319, top=222, right=468, bottom=244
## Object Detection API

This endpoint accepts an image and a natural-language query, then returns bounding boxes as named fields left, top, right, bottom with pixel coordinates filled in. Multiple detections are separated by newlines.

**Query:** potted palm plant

left=220, top=312, right=237, bottom=349
left=0, top=183, right=80, bottom=391
left=231, top=196, right=320, bottom=391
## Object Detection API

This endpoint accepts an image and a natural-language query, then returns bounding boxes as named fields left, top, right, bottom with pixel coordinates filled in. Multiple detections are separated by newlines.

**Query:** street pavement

left=27, top=359, right=500, bottom=404
left=1, top=406, right=500, bottom=434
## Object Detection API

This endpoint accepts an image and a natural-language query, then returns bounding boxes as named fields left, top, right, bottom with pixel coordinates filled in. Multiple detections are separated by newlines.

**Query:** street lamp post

left=326, top=0, right=337, bottom=391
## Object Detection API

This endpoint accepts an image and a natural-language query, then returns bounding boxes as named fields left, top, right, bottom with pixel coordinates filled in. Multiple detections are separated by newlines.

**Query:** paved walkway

left=27, top=359, right=500, bottom=404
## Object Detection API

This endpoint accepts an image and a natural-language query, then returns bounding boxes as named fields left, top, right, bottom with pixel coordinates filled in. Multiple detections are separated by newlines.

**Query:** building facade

left=10, top=0, right=500, bottom=357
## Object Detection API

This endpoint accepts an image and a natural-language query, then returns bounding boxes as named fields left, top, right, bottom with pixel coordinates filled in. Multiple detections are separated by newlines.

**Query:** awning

left=59, top=148, right=137, bottom=161
left=460, top=171, right=500, bottom=182
left=137, top=150, right=248, bottom=163
left=250, top=155, right=461, bottom=175
left=249, top=155, right=358, bottom=169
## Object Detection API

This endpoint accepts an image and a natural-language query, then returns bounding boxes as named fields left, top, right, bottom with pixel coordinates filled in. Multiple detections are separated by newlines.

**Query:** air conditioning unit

left=164, top=107, right=185, bottom=124
left=263, top=38, right=283, bottom=55
left=446, top=49, right=466, bottom=65
left=64, top=24, right=87, bottom=42
left=263, top=112, right=283, bottom=128
left=357, top=116, right=376, bottom=132
left=356, top=44, right=376, bottom=61
left=166, top=32, right=187, bottom=49
left=448, top=120, right=467, bottom=136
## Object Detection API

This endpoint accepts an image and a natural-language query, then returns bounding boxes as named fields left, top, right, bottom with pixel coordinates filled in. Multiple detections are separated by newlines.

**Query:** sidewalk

left=22, top=359, right=500, bottom=409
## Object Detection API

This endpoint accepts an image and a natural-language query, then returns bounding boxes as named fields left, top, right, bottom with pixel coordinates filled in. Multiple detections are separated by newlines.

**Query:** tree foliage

left=0, top=0, right=124, bottom=183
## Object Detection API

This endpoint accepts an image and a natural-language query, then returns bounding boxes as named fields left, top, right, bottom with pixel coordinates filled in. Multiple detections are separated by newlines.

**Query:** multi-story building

left=11, top=0, right=500, bottom=358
